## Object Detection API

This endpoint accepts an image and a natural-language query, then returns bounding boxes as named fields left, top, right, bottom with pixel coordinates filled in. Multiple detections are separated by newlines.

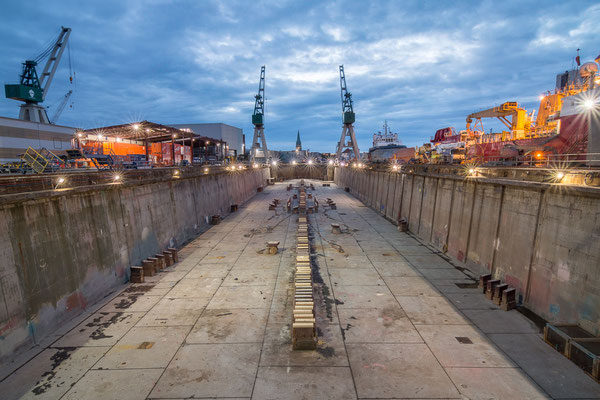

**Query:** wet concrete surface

left=0, top=179, right=598, bottom=399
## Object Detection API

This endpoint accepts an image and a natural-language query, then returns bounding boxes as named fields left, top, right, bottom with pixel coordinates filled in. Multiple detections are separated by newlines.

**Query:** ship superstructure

left=419, top=51, right=600, bottom=165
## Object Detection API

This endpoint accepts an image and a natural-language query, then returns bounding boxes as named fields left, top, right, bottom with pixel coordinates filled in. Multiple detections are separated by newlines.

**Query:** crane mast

left=336, top=65, right=360, bottom=160
left=250, top=66, right=269, bottom=163
left=4, top=26, right=71, bottom=124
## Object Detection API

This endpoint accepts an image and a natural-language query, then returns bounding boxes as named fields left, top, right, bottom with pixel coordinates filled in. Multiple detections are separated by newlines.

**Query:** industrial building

left=170, top=123, right=245, bottom=158
left=0, top=116, right=75, bottom=162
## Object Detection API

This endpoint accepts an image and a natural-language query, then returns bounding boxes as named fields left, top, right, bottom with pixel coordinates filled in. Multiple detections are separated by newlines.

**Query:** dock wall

left=0, top=167, right=270, bottom=360
left=334, top=166, right=600, bottom=334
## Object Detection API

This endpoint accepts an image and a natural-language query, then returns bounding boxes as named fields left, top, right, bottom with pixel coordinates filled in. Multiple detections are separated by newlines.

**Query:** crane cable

left=31, top=28, right=62, bottom=63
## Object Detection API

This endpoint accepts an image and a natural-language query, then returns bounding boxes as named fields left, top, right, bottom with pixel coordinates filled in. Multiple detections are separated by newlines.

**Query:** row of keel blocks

left=130, top=248, right=179, bottom=283
left=479, top=274, right=516, bottom=311
left=293, top=210, right=317, bottom=350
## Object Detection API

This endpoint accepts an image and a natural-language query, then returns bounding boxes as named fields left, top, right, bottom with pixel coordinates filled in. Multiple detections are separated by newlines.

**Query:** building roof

left=80, top=121, right=226, bottom=144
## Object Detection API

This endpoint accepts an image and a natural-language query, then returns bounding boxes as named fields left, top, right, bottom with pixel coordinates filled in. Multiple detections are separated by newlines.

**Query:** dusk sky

left=0, top=1, right=598, bottom=152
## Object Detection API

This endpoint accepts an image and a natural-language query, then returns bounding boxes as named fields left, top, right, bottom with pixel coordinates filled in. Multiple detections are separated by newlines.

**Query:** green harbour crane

left=336, top=65, right=360, bottom=160
left=250, top=66, right=269, bottom=163
left=4, top=26, right=72, bottom=124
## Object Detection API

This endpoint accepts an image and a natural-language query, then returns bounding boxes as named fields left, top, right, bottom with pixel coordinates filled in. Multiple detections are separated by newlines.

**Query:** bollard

left=267, top=241, right=280, bottom=255
left=331, top=223, right=341, bottom=234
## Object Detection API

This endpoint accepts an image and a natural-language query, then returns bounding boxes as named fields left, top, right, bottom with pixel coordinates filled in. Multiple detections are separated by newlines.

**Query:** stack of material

left=292, top=197, right=317, bottom=350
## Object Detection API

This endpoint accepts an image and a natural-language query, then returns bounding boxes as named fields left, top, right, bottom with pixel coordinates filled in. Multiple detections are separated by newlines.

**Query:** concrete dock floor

left=1, top=180, right=599, bottom=399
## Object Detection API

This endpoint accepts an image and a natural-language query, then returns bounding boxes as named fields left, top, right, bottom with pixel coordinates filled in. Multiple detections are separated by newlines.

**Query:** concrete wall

left=335, top=166, right=600, bottom=335
left=0, top=167, right=269, bottom=360
left=270, top=164, right=333, bottom=181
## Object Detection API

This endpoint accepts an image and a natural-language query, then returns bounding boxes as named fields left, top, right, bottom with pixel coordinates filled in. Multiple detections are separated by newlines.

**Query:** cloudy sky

left=0, top=0, right=598, bottom=152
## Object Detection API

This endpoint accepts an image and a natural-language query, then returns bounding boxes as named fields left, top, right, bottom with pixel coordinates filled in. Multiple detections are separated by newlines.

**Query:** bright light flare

left=328, top=160, right=334, bottom=165
left=58, top=177, right=65, bottom=184
left=132, top=124, right=140, bottom=130
left=307, top=159, right=313, bottom=165
left=271, top=160, right=278, bottom=166
left=113, top=174, right=121, bottom=181
left=204, top=167, right=209, bottom=173
left=292, top=160, right=297, bottom=165
left=584, top=99, right=596, bottom=109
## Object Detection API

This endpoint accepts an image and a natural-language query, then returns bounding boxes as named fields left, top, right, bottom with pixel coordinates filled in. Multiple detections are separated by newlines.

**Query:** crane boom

left=339, top=65, right=355, bottom=124
left=4, top=26, right=72, bottom=124
left=466, top=101, right=530, bottom=138
left=50, top=90, right=72, bottom=124
left=252, top=66, right=265, bottom=125
left=39, top=27, right=71, bottom=102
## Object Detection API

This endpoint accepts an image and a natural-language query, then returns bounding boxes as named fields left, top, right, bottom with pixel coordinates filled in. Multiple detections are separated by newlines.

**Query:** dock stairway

left=20, top=147, right=66, bottom=174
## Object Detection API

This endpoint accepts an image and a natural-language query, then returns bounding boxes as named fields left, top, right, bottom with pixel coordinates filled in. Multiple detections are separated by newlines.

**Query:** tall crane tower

left=4, top=26, right=71, bottom=124
left=250, top=66, right=269, bottom=163
left=336, top=65, right=360, bottom=160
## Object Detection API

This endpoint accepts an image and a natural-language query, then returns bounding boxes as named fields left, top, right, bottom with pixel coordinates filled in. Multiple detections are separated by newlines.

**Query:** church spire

left=295, top=130, right=302, bottom=151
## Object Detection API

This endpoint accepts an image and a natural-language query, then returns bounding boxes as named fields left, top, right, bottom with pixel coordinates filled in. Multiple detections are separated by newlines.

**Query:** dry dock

left=0, top=179, right=598, bottom=399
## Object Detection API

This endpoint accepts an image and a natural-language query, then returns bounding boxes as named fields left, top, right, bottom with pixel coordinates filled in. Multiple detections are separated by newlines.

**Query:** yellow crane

left=466, top=102, right=532, bottom=140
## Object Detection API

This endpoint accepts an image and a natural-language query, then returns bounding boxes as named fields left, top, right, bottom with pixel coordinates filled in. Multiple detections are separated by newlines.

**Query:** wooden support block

left=292, top=322, right=317, bottom=350
left=142, top=261, right=155, bottom=277
left=167, top=248, right=178, bottom=263
left=211, top=215, right=221, bottom=225
left=294, top=318, right=316, bottom=324
left=479, top=274, right=492, bottom=293
left=296, top=255, right=310, bottom=263
left=493, top=283, right=509, bottom=305
left=500, top=288, right=516, bottom=311
left=154, top=254, right=165, bottom=269
left=130, top=266, right=144, bottom=283
left=147, top=257, right=159, bottom=272
left=163, top=251, right=174, bottom=267
left=485, top=279, right=501, bottom=300
left=398, top=218, right=408, bottom=232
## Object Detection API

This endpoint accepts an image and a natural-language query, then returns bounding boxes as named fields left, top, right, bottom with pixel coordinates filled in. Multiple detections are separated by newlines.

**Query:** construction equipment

left=336, top=65, right=360, bottom=160
left=4, top=26, right=72, bottom=124
left=466, top=102, right=532, bottom=140
left=250, top=66, right=269, bottom=163
left=49, top=90, right=73, bottom=124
